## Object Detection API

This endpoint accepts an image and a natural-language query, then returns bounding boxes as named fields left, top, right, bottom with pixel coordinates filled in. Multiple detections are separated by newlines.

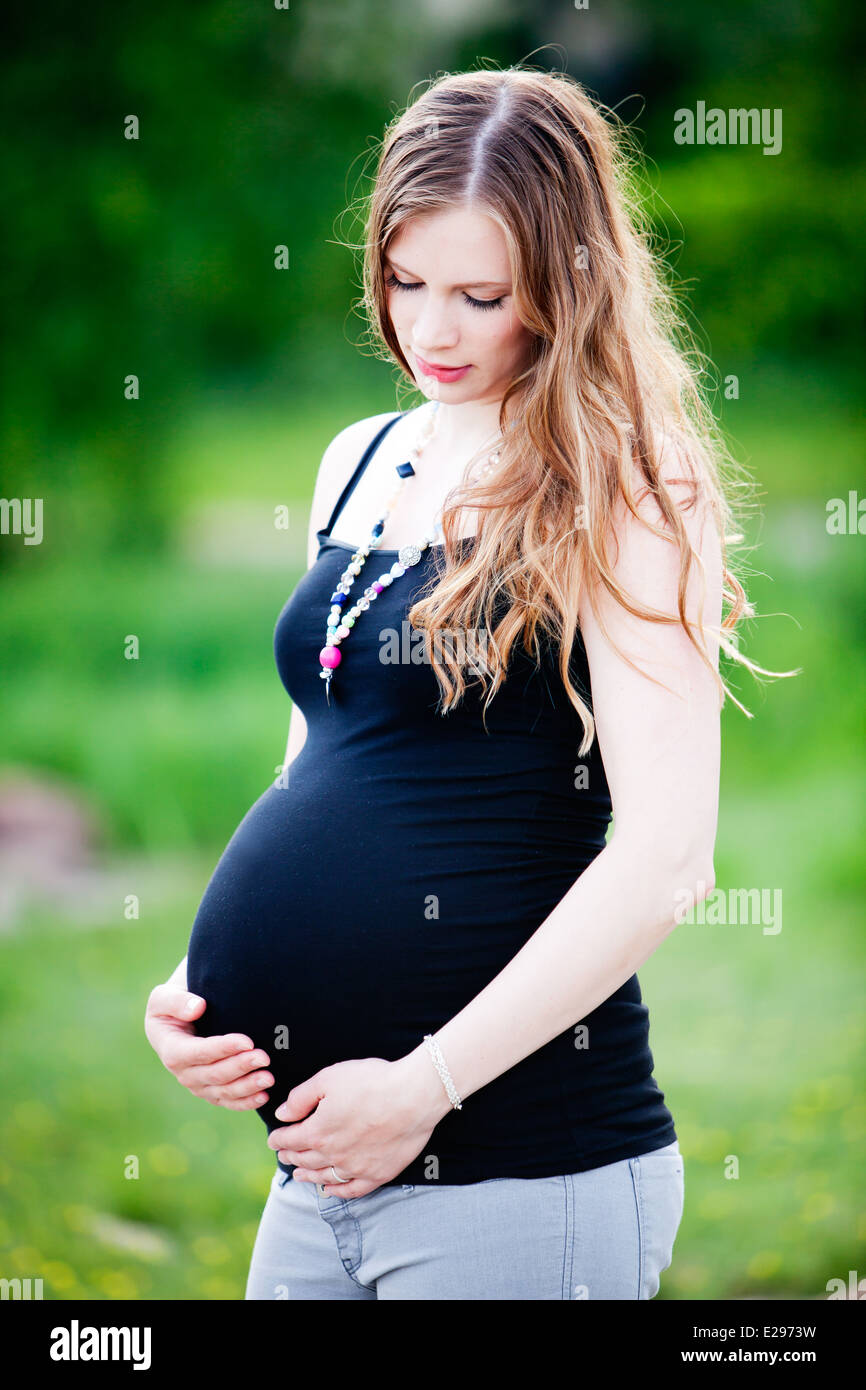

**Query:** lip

left=413, top=353, right=472, bottom=382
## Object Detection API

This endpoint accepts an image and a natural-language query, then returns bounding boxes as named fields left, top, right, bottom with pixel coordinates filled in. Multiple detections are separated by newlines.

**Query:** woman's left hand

left=266, top=1050, right=452, bottom=1199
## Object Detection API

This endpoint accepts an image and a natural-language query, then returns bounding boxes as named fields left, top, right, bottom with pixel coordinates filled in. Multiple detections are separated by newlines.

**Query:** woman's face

left=384, top=205, right=534, bottom=405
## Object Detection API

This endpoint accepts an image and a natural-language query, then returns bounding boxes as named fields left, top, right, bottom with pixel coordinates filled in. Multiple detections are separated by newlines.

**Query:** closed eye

left=384, top=271, right=505, bottom=312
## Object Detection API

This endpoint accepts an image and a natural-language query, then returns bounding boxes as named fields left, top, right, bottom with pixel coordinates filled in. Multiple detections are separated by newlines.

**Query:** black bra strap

left=322, top=412, right=406, bottom=539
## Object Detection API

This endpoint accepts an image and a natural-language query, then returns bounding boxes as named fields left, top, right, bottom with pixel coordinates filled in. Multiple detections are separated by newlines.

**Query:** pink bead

left=372, top=582, right=384, bottom=593
left=319, top=645, right=342, bottom=669
left=336, top=625, right=350, bottom=639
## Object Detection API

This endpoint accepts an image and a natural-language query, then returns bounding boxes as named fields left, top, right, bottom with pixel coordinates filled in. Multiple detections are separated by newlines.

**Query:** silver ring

left=329, top=1165, right=351, bottom=1184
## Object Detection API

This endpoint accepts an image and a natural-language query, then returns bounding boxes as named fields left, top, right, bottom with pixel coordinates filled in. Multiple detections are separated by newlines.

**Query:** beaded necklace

left=318, top=402, right=501, bottom=702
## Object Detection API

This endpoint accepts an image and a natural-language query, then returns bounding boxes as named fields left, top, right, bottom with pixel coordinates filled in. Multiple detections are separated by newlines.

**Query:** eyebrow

left=385, top=256, right=511, bottom=291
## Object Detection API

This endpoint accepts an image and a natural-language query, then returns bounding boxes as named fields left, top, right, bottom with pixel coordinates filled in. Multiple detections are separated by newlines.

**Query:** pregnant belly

left=185, top=777, right=562, bottom=1134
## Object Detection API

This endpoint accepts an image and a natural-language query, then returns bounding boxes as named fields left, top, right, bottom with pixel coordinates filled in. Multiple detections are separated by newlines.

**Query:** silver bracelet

left=423, top=1033, right=463, bottom=1110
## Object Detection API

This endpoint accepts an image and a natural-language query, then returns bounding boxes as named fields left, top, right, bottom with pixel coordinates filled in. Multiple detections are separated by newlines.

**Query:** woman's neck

left=431, top=398, right=504, bottom=461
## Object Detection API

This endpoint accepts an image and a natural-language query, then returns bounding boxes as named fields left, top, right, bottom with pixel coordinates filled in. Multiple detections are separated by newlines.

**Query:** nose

left=409, top=294, right=460, bottom=355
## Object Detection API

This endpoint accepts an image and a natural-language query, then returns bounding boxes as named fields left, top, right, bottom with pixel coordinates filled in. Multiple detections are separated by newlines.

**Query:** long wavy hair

left=351, top=64, right=792, bottom=751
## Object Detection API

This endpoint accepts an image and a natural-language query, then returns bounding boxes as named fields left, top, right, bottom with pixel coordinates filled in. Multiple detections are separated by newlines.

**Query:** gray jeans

left=245, top=1139, right=684, bottom=1300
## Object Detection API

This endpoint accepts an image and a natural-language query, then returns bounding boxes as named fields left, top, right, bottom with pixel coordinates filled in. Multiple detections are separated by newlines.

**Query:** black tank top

left=186, top=411, right=677, bottom=1183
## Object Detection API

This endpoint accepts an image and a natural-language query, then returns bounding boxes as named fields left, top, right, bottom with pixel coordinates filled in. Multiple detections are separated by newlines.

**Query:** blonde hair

left=351, top=64, right=793, bottom=751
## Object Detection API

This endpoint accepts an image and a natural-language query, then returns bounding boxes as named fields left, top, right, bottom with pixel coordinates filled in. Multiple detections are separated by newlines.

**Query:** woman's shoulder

left=616, top=423, right=718, bottom=537
left=317, top=407, right=418, bottom=486
left=325, top=408, right=402, bottom=459
left=306, top=408, right=420, bottom=551
left=317, top=405, right=432, bottom=499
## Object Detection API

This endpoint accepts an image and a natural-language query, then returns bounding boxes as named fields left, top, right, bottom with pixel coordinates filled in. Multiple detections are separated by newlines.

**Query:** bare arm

left=165, top=955, right=188, bottom=990
left=281, top=701, right=307, bottom=775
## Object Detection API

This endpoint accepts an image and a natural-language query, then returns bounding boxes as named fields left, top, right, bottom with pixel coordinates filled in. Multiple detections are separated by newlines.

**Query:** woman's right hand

left=144, top=983, right=274, bottom=1110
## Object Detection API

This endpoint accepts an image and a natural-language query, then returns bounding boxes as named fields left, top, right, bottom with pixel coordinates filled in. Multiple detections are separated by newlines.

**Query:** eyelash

left=384, top=271, right=505, bottom=312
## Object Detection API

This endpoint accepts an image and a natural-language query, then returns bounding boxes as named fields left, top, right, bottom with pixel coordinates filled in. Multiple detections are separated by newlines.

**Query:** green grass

left=0, top=889, right=276, bottom=1301
left=643, top=768, right=866, bottom=1299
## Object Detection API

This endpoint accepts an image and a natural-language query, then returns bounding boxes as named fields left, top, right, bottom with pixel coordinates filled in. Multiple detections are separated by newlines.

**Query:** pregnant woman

left=144, top=67, right=759, bottom=1300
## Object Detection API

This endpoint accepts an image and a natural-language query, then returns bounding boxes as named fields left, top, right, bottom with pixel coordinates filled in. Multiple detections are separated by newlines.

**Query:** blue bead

left=329, top=591, right=347, bottom=605
left=372, top=521, right=385, bottom=537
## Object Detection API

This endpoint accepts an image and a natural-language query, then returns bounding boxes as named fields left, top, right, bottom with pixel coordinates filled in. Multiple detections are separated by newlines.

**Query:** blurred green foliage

left=2, top=0, right=863, bottom=560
